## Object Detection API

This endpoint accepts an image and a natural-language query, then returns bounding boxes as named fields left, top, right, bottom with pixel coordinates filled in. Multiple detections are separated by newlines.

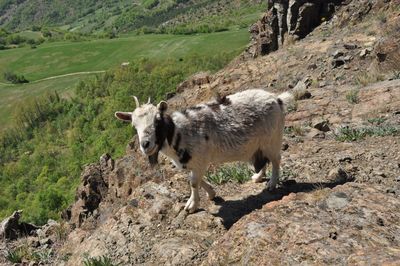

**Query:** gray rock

left=327, top=167, right=352, bottom=183
left=39, top=237, right=53, bottom=246
left=0, top=210, right=39, bottom=240
left=331, top=58, right=346, bottom=68
left=360, top=48, right=371, bottom=58
left=344, top=43, right=358, bottom=50
left=332, top=50, right=344, bottom=58
left=343, top=55, right=353, bottom=62
left=306, top=128, right=325, bottom=139
left=313, top=119, right=331, bottom=132
left=326, top=192, right=350, bottom=209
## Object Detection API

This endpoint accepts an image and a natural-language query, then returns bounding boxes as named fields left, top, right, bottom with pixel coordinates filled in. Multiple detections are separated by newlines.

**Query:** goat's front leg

left=184, top=170, right=202, bottom=213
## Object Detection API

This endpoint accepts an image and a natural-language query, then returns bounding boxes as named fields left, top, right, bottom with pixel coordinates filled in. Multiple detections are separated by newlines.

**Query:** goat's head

left=115, top=96, right=173, bottom=166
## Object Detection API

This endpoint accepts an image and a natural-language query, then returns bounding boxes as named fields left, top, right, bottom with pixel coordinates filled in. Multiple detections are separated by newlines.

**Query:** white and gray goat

left=115, top=89, right=293, bottom=213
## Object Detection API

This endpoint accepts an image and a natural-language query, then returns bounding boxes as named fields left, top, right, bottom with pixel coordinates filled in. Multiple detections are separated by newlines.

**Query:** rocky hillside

left=1, top=0, right=400, bottom=265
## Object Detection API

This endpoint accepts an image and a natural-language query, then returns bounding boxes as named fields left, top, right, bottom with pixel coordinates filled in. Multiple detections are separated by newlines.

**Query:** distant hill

left=0, top=0, right=265, bottom=34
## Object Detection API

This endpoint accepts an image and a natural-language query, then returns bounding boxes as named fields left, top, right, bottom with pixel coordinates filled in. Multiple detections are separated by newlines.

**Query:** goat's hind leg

left=201, top=179, right=216, bottom=200
left=267, top=155, right=281, bottom=191
left=251, top=167, right=266, bottom=183
left=251, top=149, right=269, bottom=183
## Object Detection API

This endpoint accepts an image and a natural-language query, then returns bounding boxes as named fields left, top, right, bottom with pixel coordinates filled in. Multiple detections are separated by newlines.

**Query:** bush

left=3, top=71, right=29, bottom=84
left=31, top=25, right=42, bottom=31
left=42, top=29, right=52, bottom=38
left=6, top=34, right=26, bottom=45
left=346, top=89, right=359, bottom=104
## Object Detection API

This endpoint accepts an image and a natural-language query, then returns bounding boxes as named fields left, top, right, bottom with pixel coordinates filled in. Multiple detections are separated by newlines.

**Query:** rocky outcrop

left=0, top=211, right=38, bottom=240
left=249, top=8, right=279, bottom=58
left=63, top=162, right=109, bottom=228
left=64, top=138, right=176, bottom=229
left=248, top=0, right=343, bottom=57
left=204, top=182, right=400, bottom=265
left=373, top=15, right=400, bottom=73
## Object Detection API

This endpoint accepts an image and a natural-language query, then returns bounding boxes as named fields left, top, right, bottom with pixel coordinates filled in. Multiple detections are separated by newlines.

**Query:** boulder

left=313, top=119, right=331, bottom=132
left=0, top=211, right=39, bottom=240
left=247, top=0, right=343, bottom=57
left=66, top=163, right=108, bottom=228
left=249, top=8, right=279, bottom=57
left=204, top=183, right=400, bottom=265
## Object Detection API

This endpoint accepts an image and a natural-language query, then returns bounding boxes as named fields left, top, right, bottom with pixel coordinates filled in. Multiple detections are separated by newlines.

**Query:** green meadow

left=0, top=29, right=250, bottom=128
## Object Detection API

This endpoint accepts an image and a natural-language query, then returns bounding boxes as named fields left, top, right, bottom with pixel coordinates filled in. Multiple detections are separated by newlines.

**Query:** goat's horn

left=147, top=97, right=151, bottom=104
left=133, top=96, right=140, bottom=108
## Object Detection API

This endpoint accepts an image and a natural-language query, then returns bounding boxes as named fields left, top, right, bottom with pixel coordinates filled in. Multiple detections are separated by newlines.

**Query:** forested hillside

left=0, top=0, right=265, bottom=34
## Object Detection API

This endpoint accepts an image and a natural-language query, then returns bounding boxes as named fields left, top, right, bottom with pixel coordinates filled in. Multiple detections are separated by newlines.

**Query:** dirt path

left=0, top=71, right=106, bottom=86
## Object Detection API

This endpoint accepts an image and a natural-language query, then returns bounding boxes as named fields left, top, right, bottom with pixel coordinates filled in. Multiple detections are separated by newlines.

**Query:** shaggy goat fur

left=115, top=89, right=293, bottom=213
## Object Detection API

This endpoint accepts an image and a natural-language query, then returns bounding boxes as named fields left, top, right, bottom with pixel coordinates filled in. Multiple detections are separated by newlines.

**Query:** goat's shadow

left=211, top=179, right=348, bottom=229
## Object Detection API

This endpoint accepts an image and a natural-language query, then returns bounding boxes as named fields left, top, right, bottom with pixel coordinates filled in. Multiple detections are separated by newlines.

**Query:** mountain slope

left=0, top=0, right=265, bottom=33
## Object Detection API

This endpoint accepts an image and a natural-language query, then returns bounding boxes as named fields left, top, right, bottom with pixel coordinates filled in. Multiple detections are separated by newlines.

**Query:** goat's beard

left=147, top=145, right=160, bottom=167
left=148, top=152, right=159, bottom=167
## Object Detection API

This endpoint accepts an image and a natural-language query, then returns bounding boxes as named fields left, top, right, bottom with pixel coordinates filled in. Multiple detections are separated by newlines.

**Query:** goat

left=115, top=89, right=293, bottom=213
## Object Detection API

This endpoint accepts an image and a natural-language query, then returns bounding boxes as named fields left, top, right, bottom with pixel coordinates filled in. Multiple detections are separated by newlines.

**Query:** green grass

left=206, top=163, right=253, bottom=185
left=335, top=125, right=400, bottom=142
left=0, top=29, right=249, bottom=128
left=83, top=255, right=117, bottom=266
left=17, top=30, right=43, bottom=40
left=346, top=89, right=360, bottom=104
left=0, top=74, right=98, bottom=127
left=0, top=29, right=249, bottom=82
left=6, top=249, right=23, bottom=264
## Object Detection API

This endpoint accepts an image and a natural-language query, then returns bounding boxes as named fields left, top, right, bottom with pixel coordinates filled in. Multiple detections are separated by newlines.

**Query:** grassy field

left=1, top=29, right=249, bottom=82
left=0, top=74, right=101, bottom=127
left=0, top=29, right=250, bottom=128
left=17, top=30, right=44, bottom=40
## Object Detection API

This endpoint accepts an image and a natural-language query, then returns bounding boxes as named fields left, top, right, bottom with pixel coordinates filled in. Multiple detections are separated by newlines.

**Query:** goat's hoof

left=251, top=173, right=264, bottom=183
left=266, top=180, right=277, bottom=191
left=207, top=190, right=216, bottom=200
left=184, top=198, right=199, bottom=213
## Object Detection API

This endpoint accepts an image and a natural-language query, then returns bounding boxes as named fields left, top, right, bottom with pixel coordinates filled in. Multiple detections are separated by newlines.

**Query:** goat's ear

left=157, top=101, right=168, bottom=113
left=115, top=112, right=132, bottom=122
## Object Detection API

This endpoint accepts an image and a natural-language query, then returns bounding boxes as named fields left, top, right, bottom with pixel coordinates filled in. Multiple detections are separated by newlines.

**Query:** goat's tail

left=277, top=91, right=295, bottom=112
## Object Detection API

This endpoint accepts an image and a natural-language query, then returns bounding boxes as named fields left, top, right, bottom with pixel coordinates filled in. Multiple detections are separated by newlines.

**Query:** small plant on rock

left=346, top=89, right=359, bottom=104
left=284, top=125, right=305, bottom=136
left=54, top=221, right=69, bottom=241
left=355, top=72, right=384, bottom=86
left=83, top=255, right=117, bottom=266
left=335, top=125, right=400, bottom=142
left=367, top=117, right=386, bottom=125
left=207, top=163, right=253, bottom=185
left=6, top=248, right=23, bottom=263
left=391, top=71, right=400, bottom=80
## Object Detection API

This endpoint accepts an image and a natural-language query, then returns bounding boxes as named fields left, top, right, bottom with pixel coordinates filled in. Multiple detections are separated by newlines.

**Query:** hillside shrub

left=3, top=71, right=29, bottom=84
